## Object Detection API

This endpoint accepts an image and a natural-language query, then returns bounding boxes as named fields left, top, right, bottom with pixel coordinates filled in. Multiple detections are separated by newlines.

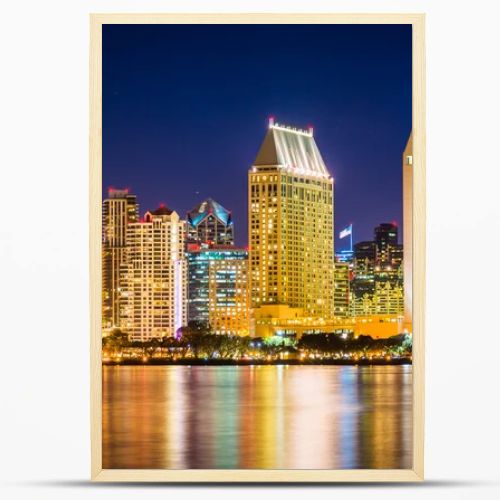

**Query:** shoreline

left=103, top=358, right=412, bottom=367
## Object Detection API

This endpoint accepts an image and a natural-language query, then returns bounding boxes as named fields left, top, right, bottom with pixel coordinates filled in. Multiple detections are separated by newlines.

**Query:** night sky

left=103, top=24, right=412, bottom=249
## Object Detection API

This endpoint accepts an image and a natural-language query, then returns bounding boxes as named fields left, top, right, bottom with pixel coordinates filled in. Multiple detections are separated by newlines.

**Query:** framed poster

left=90, top=13, right=425, bottom=482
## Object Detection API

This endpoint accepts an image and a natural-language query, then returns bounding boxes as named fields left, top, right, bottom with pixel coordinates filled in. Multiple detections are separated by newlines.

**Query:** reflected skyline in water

left=103, top=365, right=412, bottom=469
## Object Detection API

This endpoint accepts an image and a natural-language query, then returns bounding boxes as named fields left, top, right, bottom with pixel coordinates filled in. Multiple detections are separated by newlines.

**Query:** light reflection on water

left=103, top=365, right=412, bottom=469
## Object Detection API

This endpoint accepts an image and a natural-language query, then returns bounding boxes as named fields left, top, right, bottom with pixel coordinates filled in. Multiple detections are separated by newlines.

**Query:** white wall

left=1, top=1, right=499, bottom=499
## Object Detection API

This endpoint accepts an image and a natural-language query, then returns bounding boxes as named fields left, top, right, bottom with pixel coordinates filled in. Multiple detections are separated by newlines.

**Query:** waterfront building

left=248, top=118, right=335, bottom=333
left=354, top=314, right=404, bottom=339
left=351, top=282, right=403, bottom=316
left=403, top=132, right=413, bottom=332
left=373, top=281, right=404, bottom=315
left=187, top=246, right=250, bottom=336
left=334, top=261, right=350, bottom=318
left=121, top=205, right=187, bottom=341
left=208, top=252, right=250, bottom=336
left=102, top=188, right=138, bottom=332
left=352, top=240, right=377, bottom=301
left=351, top=222, right=404, bottom=319
left=186, top=198, right=234, bottom=246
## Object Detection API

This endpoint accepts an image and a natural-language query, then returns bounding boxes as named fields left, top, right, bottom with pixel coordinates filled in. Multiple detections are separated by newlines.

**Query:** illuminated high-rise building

left=187, top=246, right=249, bottom=336
left=249, top=118, right=334, bottom=328
left=208, top=251, right=250, bottom=336
left=351, top=226, right=404, bottom=319
left=121, top=205, right=187, bottom=341
left=374, top=222, right=398, bottom=265
left=102, top=188, right=138, bottom=331
left=334, top=261, right=350, bottom=318
left=403, top=132, right=413, bottom=332
left=187, top=198, right=234, bottom=246
left=373, top=222, right=403, bottom=291
left=352, top=241, right=376, bottom=301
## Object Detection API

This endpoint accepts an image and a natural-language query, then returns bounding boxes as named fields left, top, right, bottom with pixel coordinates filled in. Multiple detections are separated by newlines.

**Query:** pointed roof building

left=187, top=198, right=232, bottom=227
left=253, top=118, right=330, bottom=178
left=186, top=198, right=234, bottom=246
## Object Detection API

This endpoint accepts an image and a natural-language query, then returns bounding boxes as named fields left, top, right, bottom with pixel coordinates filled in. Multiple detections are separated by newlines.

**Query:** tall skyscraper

left=102, top=188, right=138, bottom=331
left=373, top=223, right=403, bottom=291
left=121, top=205, right=187, bottom=341
left=187, top=246, right=249, bottom=335
left=186, top=198, right=234, bottom=246
left=249, top=119, right=334, bottom=329
left=403, top=132, right=413, bottom=332
left=374, top=222, right=398, bottom=265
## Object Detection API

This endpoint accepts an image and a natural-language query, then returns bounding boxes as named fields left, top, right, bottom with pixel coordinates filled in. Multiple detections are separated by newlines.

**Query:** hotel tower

left=121, top=205, right=187, bottom=341
left=249, top=119, right=335, bottom=335
left=102, top=188, right=138, bottom=331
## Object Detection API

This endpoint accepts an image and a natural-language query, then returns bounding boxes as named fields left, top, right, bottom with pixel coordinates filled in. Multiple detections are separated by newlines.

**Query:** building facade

left=351, top=224, right=404, bottom=319
left=248, top=119, right=335, bottom=331
left=352, top=240, right=377, bottom=302
left=121, top=206, right=187, bottom=341
left=374, top=222, right=399, bottom=265
left=334, top=261, right=350, bottom=318
left=187, top=246, right=249, bottom=336
left=403, top=132, right=413, bottom=332
left=102, top=188, right=138, bottom=332
left=208, top=252, right=250, bottom=336
left=186, top=198, right=234, bottom=246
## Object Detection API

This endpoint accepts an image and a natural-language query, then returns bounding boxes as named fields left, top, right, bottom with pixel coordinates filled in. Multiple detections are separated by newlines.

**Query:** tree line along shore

left=102, top=323, right=412, bottom=365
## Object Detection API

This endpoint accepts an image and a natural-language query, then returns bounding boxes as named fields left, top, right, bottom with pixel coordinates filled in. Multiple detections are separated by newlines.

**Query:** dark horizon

left=103, top=24, right=412, bottom=248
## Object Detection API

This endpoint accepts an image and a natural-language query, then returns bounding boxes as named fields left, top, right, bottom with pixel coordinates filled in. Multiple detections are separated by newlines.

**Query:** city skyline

left=102, top=170, right=408, bottom=340
left=103, top=24, right=411, bottom=248
left=102, top=186, right=403, bottom=252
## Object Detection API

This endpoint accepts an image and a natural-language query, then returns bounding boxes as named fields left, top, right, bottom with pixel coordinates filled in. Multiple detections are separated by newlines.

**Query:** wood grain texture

left=411, top=14, right=426, bottom=481
left=89, top=12, right=425, bottom=482
left=89, top=14, right=102, bottom=480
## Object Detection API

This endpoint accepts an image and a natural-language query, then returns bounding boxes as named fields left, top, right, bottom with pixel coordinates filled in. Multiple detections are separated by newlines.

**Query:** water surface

left=103, top=365, right=412, bottom=469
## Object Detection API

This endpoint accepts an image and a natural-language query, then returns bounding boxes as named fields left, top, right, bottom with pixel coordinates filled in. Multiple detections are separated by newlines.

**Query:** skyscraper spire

left=254, top=118, right=329, bottom=177
left=186, top=198, right=234, bottom=246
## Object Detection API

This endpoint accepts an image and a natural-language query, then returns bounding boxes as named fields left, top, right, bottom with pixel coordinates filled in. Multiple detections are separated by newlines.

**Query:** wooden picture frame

left=90, top=13, right=425, bottom=482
